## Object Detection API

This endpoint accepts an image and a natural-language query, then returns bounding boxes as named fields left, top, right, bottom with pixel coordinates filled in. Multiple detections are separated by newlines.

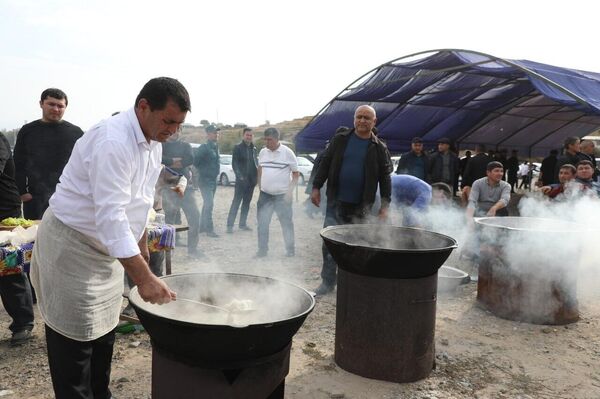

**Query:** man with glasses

left=13, top=88, right=84, bottom=220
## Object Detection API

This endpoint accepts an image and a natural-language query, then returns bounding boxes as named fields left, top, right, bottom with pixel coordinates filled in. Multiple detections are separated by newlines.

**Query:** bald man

left=311, top=105, right=393, bottom=295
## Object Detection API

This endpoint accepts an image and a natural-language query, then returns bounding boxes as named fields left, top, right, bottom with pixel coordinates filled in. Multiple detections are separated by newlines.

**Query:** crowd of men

left=1, top=80, right=600, bottom=398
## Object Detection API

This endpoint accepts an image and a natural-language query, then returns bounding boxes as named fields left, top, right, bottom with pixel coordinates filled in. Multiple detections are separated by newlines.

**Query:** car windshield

left=220, top=155, right=232, bottom=165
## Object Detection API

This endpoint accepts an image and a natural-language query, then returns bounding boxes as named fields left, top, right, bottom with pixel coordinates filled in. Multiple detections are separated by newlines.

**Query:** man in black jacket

left=226, top=128, right=258, bottom=233
left=461, top=144, right=492, bottom=201
left=195, top=125, right=221, bottom=237
left=555, top=137, right=587, bottom=182
left=311, top=105, right=393, bottom=295
left=428, top=137, right=459, bottom=192
left=538, top=149, right=558, bottom=186
left=13, top=88, right=84, bottom=219
left=162, top=131, right=201, bottom=256
left=0, top=132, right=35, bottom=346
left=395, top=136, right=429, bottom=182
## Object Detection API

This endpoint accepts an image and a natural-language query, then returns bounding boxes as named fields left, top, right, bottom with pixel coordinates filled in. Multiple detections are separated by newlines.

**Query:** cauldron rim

left=320, top=224, right=458, bottom=253
left=128, top=272, right=316, bottom=329
left=474, top=216, right=587, bottom=233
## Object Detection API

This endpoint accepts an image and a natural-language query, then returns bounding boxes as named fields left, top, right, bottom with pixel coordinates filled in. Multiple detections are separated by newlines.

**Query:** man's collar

left=128, top=108, right=149, bottom=146
left=486, top=177, right=500, bottom=187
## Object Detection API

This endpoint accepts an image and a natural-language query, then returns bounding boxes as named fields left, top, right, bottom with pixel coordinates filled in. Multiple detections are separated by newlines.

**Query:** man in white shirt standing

left=30, top=77, right=189, bottom=399
left=256, top=127, right=299, bottom=257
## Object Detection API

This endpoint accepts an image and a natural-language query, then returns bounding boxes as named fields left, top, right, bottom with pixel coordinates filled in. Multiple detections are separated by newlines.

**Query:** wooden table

left=165, top=224, right=189, bottom=275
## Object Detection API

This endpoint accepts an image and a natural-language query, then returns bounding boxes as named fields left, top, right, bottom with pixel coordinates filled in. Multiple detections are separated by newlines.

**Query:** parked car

left=296, top=156, right=313, bottom=185
left=218, top=154, right=236, bottom=186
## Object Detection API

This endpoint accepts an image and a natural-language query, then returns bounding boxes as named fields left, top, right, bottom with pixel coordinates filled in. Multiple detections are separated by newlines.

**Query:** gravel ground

left=1, top=185, right=600, bottom=398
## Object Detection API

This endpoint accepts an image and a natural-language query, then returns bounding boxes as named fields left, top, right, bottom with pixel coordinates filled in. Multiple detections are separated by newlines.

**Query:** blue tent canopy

left=295, top=49, right=600, bottom=157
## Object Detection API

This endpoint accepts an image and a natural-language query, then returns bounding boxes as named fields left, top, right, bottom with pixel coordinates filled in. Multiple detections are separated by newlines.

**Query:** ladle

left=175, top=298, right=231, bottom=313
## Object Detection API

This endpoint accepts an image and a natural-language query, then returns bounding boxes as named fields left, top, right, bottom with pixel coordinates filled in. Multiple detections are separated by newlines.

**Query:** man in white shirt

left=256, top=127, right=299, bottom=257
left=30, top=77, right=190, bottom=399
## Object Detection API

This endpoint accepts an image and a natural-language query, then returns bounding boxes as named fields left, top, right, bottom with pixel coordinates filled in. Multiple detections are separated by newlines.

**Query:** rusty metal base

left=335, top=269, right=438, bottom=383
left=151, top=344, right=290, bottom=399
left=477, top=255, right=579, bottom=325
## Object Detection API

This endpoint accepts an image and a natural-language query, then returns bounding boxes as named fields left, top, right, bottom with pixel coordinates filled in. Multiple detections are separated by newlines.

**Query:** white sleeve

left=288, top=148, right=299, bottom=172
left=89, top=139, right=140, bottom=258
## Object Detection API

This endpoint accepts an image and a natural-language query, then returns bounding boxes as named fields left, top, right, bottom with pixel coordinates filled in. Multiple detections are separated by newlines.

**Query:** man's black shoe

left=10, top=329, right=33, bottom=346
left=207, top=232, right=220, bottom=238
left=239, top=226, right=252, bottom=231
left=314, top=283, right=334, bottom=296
left=254, top=250, right=267, bottom=258
left=226, top=227, right=233, bottom=234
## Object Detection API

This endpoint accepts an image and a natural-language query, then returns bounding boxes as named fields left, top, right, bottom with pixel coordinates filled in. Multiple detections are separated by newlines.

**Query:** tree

left=200, top=119, right=209, bottom=126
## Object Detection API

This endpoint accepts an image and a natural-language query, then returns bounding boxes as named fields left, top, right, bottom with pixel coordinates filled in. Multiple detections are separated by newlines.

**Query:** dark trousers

left=163, top=188, right=200, bottom=252
left=45, top=325, right=115, bottom=399
left=0, top=272, right=34, bottom=333
left=199, top=180, right=217, bottom=233
left=226, top=179, right=256, bottom=228
left=256, top=191, right=294, bottom=254
left=508, top=175, right=518, bottom=193
left=321, top=201, right=369, bottom=286
left=23, top=191, right=52, bottom=220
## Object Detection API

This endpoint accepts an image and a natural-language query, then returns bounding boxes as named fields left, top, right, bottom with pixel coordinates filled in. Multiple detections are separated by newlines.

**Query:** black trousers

left=22, top=191, right=52, bottom=220
left=226, top=179, right=256, bottom=228
left=45, top=325, right=115, bottom=399
left=0, top=272, right=34, bottom=333
left=320, top=201, right=369, bottom=286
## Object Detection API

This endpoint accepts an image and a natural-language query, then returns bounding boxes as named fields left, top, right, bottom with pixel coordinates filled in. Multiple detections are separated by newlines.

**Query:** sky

left=0, top=0, right=597, bottom=131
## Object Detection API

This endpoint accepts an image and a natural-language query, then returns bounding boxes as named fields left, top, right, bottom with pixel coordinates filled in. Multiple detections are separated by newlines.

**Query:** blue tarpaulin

left=295, top=49, right=600, bottom=157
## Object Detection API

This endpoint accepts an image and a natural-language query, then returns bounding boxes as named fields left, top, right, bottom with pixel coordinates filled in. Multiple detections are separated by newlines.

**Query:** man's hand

left=310, top=188, right=321, bottom=207
left=540, top=186, right=551, bottom=194
left=171, top=186, right=185, bottom=197
left=486, top=207, right=497, bottom=217
left=21, top=193, right=32, bottom=202
left=137, top=274, right=176, bottom=304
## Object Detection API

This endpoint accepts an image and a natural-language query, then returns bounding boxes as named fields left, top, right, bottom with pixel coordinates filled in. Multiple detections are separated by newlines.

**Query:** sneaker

left=207, top=232, right=220, bottom=238
left=239, top=226, right=252, bottom=231
left=314, top=283, right=334, bottom=296
left=226, top=227, right=234, bottom=234
left=286, top=250, right=295, bottom=257
left=10, top=329, right=33, bottom=346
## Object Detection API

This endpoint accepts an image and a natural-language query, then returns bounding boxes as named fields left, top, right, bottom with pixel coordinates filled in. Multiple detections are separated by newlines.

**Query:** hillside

left=180, top=116, right=314, bottom=154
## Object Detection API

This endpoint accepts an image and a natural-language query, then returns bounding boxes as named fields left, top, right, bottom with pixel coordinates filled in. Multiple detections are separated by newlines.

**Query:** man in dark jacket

left=538, top=149, right=558, bottom=186
left=428, top=137, right=459, bottom=192
left=194, top=125, right=221, bottom=237
left=0, top=132, right=35, bottom=346
left=162, top=130, right=201, bottom=256
left=311, top=105, right=393, bottom=295
left=13, top=88, right=84, bottom=219
left=555, top=136, right=587, bottom=181
left=506, top=150, right=519, bottom=193
left=461, top=144, right=492, bottom=201
left=395, top=137, right=429, bottom=182
left=226, top=128, right=258, bottom=233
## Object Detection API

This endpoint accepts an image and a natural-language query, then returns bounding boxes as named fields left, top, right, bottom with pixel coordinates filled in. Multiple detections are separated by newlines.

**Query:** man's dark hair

left=487, top=161, right=504, bottom=171
left=243, top=127, right=253, bottom=134
left=264, top=127, right=280, bottom=139
left=560, top=164, right=576, bottom=174
left=135, top=77, right=191, bottom=112
left=550, top=149, right=558, bottom=155
left=431, top=182, right=452, bottom=199
left=576, top=159, right=593, bottom=168
left=564, top=136, right=580, bottom=149
left=41, top=88, right=68, bottom=105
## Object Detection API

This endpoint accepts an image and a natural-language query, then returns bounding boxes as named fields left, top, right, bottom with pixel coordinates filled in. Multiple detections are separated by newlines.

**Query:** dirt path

left=1, top=185, right=600, bottom=398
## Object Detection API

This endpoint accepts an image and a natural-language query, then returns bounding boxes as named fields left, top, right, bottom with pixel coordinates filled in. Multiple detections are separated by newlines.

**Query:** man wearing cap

left=395, top=137, right=429, bottom=182
left=311, top=105, right=393, bottom=295
left=194, top=125, right=221, bottom=237
left=227, top=127, right=258, bottom=233
left=429, top=138, right=459, bottom=192
left=256, top=127, right=298, bottom=257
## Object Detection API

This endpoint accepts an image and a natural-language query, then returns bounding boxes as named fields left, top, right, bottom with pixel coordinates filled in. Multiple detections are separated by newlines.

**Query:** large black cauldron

left=129, top=273, right=315, bottom=367
left=321, top=224, right=457, bottom=279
